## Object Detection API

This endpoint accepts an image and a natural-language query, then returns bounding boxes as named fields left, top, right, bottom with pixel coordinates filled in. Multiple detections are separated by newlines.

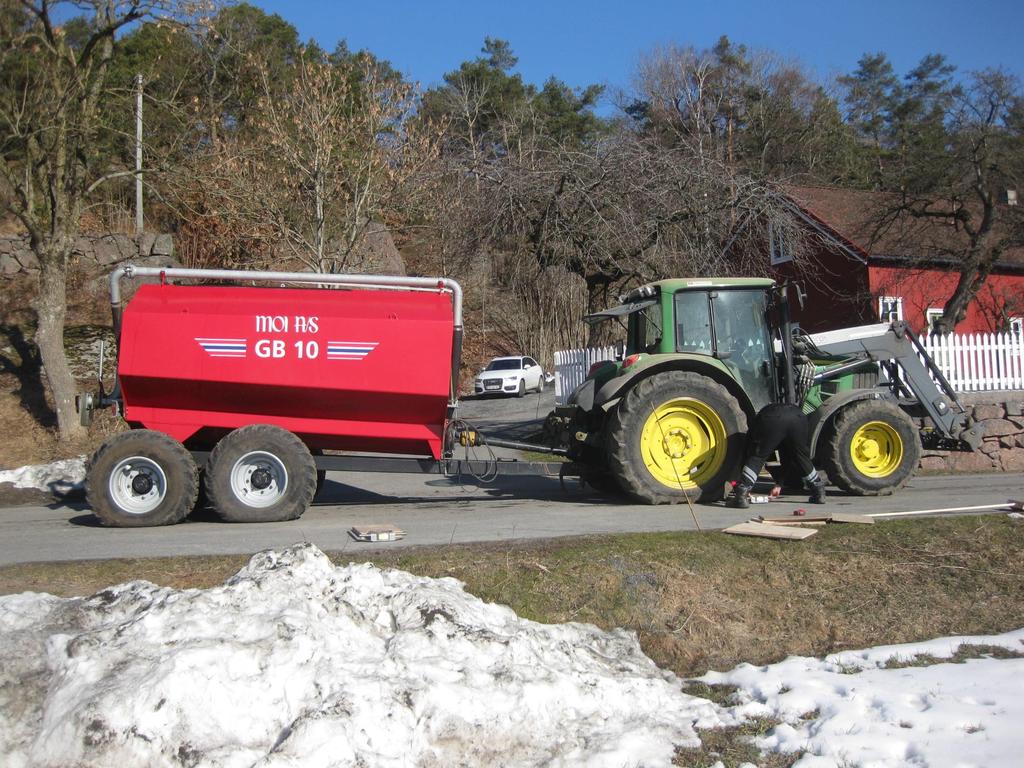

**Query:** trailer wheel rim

left=230, top=451, right=289, bottom=508
left=640, top=398, right=726, bottom=489
left=108, top=456, right=168, bottom=514
left=850, top=421, right=903, bottom=478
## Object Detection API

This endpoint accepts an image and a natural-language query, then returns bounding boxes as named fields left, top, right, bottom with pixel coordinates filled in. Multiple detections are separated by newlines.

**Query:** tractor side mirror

left=794, top=283, right=806, bottom=310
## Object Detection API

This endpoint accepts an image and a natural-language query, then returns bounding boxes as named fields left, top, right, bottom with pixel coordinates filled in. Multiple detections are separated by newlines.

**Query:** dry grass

left=673, top=717, right=798, bottom=768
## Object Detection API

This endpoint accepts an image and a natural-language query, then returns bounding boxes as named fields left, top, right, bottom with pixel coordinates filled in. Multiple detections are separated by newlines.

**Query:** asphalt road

left=0, top=389, right=1021, bottom=567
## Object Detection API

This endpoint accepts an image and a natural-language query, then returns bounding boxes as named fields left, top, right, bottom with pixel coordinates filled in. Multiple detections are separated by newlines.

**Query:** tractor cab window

left=711, top=289, right=774, bottom=412
left=630, top=305, right=663, bottom=353
left=674, top=291, right=713, bottom=353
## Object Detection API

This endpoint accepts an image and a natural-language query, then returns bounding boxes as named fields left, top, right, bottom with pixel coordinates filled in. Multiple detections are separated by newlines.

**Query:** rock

left=947, top=451, right=998, bottom=472
left=152, top=234, right=174, bottom=256
left=978, top=418, right=1021, bottom=438
left=137, top=232, right=156, bottom=256
left=1000, top=451, right=1024, bottom=472
left=114, top=235, right=138, bottom=262
left=1001, top=435, right=1019, bottom=449
left=93, top=237, right=122, bottom=266
left=918, top=456, right=948, bottom=472
left=14, top=249, right=38, bottom=270
left=972, top=403, right=1005, bottom=420
left=1006, top=401, right=1024, bottom=417
left=337, top=221, right=404, bottom=275
left=979, top=440, right=1002, bottom=455
left=0, top=253, right=20, bottom=275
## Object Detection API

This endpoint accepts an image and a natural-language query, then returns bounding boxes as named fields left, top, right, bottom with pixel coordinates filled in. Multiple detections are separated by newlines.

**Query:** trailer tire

left=606, top=371, right=746, bottom=504
left=86, top=430, right=199, bottom=527
left=206, top=425, right=316, bottom=522
left=824, top=400, right=920, bottom=495
left=310, top=449, right=327, bottom=501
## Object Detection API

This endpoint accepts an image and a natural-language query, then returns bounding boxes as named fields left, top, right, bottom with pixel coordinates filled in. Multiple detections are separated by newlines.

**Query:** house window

left=925, top=307, right=944, bottom=332
left=878, top=296, right=903, bottom=322
left=769, top=222, right=793, bottom=266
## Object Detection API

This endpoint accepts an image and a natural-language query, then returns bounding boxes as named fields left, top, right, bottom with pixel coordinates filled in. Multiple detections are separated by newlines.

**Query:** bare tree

left=0, top=0, right=204, bottom=440
left=233, top=51, right=432, bottom=274
left=422, top=108, right=797, bottom=357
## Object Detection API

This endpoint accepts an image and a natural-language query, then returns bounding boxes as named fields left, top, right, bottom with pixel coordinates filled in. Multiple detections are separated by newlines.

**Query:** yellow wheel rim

left=639, top=398, right=727, bottom=489
left=850, top=421, right=904, bottom=478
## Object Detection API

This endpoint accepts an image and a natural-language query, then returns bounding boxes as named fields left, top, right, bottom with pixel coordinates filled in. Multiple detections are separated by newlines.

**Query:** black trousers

left=739, top=403, right=816, bottom=488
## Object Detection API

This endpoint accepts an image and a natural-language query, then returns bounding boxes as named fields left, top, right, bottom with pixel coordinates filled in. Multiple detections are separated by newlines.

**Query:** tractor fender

left=593, top=359, right=757, bottom=421
left=808, top=389, right=894, bottom=457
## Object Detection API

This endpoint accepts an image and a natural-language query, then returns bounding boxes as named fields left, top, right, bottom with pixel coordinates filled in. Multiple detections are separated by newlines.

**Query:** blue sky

left=253, top=0, right=1022, bottom=106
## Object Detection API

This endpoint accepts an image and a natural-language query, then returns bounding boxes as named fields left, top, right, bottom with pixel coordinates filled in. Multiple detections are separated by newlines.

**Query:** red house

left=769, top=185, right=1024, bottom=337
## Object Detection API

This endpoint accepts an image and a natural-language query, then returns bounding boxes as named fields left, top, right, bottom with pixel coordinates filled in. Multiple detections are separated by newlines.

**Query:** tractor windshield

left=711, top=289, right=774, bottom=411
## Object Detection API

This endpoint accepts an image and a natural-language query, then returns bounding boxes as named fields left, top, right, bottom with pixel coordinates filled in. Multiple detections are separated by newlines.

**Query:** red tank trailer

left=118, top=283, right=454, bottom=458
left=82, top=267, right=466, bottom=527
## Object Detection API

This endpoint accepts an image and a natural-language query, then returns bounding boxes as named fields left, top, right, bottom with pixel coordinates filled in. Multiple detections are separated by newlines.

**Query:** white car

left=474, top=356, right=545, bottom=397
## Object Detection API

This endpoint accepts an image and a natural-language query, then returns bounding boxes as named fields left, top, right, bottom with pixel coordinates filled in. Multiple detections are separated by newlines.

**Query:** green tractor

left=552, top=278, right=983, bottom=504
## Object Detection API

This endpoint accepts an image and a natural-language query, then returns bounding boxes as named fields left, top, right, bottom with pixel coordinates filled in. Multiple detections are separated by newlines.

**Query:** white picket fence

left=553, top=345, right=618, bottom=404
left=554, top=332, right=1024, bottom=403
left=918, top=332, right=1024, bottom=392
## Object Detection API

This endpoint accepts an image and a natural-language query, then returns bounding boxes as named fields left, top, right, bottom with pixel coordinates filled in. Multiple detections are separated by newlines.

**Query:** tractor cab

left=585, top=278, right=785, bottom=415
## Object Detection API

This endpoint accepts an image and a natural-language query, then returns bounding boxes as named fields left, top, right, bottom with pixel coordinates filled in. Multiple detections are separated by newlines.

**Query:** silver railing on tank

left=108, top=265, right=464, bottom=405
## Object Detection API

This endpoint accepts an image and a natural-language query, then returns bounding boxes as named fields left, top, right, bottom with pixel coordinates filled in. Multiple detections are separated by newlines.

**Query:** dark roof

left=784, top=185, right=1024, bottom=269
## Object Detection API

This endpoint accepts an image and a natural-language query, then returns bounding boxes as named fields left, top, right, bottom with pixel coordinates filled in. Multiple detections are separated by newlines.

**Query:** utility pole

left=135, top=73, right=143, bottom=235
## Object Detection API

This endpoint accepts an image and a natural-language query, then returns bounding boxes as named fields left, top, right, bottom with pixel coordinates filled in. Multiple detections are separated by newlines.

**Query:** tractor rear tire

left=206, top=425, right=317, bottom=522
left=577, top=445, right=623, bottom=495
left=824, top=400, right=920, bottom=495
left=606, top=371, right=747, bottom=504
left=86, top=430, right=199, bottom=527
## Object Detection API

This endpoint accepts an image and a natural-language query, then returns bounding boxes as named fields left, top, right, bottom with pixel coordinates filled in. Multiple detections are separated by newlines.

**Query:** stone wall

left=0, top=233, right=175, bottom=277
left=918, top=393, right=1024, bottom=473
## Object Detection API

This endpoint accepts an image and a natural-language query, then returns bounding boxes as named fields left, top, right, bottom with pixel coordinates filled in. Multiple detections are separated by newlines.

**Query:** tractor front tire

left=606, top=371, right=747, bottom=504
left=206, top=425, right=317, bottom=522
left=824, top=400, right=920, bottom=495
left=86, top=430, right=199, bottom=527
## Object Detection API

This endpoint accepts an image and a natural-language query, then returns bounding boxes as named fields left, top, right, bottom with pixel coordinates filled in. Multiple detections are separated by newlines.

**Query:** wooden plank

left=827, top=512, right=875, bottom=525
left=723, top=522, right=818, bottom=540
left=760, top=515, right=830, bottom=524
left=867, top=501, right=1020, bottom=518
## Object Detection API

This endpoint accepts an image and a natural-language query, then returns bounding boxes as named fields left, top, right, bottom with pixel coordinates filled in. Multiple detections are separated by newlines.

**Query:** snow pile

left=702, top=629, right=1024, bottom=767
left=0, top=543, right=718, bottom=768
left=0, top=456, right=85, bottom=494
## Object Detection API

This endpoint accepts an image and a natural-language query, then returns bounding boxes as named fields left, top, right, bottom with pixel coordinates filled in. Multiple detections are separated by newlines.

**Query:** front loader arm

left=804, top=321, right=984, bottom=450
